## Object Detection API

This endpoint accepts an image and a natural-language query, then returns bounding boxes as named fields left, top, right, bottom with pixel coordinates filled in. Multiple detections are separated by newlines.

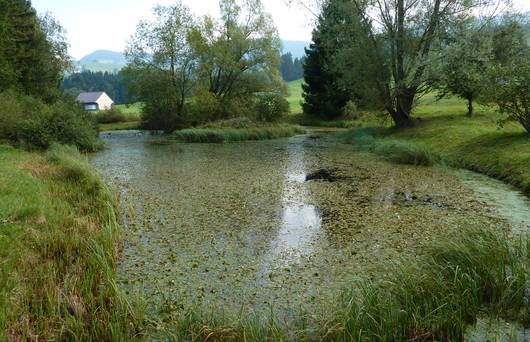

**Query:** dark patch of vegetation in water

left=169, top=124, right=306, bottom=143
left=0, top=144, right=142, bottom=340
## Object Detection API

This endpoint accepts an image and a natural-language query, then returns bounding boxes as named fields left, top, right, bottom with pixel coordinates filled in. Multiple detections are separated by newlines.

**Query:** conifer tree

left=302, top=0, right=351, bottom=120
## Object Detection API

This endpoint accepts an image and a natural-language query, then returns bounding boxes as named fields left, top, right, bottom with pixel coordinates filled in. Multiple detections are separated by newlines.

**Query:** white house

left=76, top=92, right=114, bottom=111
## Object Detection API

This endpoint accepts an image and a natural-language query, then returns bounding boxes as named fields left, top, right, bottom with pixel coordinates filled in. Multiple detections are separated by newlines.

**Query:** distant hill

left=76, top=50, right=126, bottom=73
left=281, top=40, right=310, bottom=58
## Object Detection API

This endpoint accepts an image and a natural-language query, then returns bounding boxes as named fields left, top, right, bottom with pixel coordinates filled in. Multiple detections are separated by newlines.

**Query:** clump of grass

left=371, top=139, right=440, bottom=166
left=325, top=227, right=528, bottom=342
left=340, top=127, right=442, bottom=166
left=0, top=144, right=142, bottom=340
left=169, top=124, right=306, bottom=143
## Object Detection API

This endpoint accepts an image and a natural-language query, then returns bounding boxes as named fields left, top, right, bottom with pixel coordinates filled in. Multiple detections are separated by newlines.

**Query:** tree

left=328, top=0, right=504, bottom=127
left=0, top=0, right=71, bottom=101
left=302, top=0, right=353, bottom=120
left=485, top=56, right=529, bottom=133
left=429, top=20, right=493, bottom=117
left=189, top=0, right=283, bottom=118
left=124, top=3, right=196, bottom=131
left=280, top=53, right=304, bottom=81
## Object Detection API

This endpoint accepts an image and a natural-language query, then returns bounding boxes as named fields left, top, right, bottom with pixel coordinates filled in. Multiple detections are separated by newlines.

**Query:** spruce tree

left=0, top=0, right=70, bottom=100
left=302, top=0, right=351, bottom=120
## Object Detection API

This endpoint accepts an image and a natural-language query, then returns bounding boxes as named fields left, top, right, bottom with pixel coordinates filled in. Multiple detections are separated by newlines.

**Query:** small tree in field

left=485, top=57, right=530, bottom=133
left=430, top=21, right=493, bottom=117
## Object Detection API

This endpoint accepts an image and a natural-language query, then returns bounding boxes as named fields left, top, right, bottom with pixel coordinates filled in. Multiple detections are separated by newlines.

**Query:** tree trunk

left=390, top=89, right=415, bottom=127
left=466, top=96, right=473, bottom=117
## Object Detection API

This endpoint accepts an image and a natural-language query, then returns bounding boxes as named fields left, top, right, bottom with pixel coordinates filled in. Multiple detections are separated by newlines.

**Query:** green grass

left=169, top=124, right=307, bottom=143
left=340, top=95, right=530, bottom=193
left=286, top=79, right=304, bottom=114
left=0, top=144, right=141, bottom=340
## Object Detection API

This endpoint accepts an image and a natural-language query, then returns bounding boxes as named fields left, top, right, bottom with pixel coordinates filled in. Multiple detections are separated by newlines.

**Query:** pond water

left=90, top=130, right=529, bottom=336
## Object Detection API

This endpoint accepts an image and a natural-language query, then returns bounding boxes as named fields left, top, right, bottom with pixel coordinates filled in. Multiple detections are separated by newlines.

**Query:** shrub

left=94, top=107, right=136, bottom=124
left=0, top=90, right=102, bottom=151
left=254, top=93, right=290, bottom=122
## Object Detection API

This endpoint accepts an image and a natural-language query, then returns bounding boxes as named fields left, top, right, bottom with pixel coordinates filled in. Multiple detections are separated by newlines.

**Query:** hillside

left=76, top=50, right=127, bottom=73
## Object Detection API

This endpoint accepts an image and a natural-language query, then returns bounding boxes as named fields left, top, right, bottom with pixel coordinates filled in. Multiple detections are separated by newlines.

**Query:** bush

left=254, top=93, right=290, bottom=122
left=94, top=107, right=136, bottom=124
left=0, top=90, right=102, bottom=151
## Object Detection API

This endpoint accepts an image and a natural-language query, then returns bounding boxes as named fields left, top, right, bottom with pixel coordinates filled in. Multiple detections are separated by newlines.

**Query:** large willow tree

left=325, top=0, right=506, bottom=127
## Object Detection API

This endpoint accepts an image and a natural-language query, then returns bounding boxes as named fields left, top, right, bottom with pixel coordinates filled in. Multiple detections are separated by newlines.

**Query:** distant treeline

left=62, top=71, right=130, bottom=104
left=280, top=53, right=305, bottom=82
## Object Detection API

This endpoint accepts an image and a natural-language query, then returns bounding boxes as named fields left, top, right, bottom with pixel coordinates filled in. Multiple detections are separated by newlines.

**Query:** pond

left=90, top=130, right=529, bottom=337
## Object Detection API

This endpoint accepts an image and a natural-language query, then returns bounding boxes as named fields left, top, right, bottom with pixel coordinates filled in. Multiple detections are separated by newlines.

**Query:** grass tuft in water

left=169, top=124, right=307, bottom=143
left=326, top=226, right=528, bottom=342
left=340, top=127, right=442, bottom=166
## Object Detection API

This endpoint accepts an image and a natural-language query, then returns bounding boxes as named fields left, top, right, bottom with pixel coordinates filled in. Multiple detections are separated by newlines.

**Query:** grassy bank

left=0, top=144, right=141, bottom=340
left=154, top=226, right=528, bottom=341
left=169, top=124, right=306, bottom=143
left=337, top=94, right=530, bottom=194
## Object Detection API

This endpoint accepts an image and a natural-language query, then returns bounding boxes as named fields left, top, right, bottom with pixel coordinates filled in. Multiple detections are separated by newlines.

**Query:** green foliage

left=429, top=20, right=494, bottom=117
left=280, top=53, right=304, bottom=82
left=341, top=127, right=441, bottom=166
left=327, top=227, right=528, bottom=342
left=0, top=0, right=71, bottom=101
left=0, top=90, right=101, bottom=151
left=169, top=124, right=306, bottom=143
left=125, top=0, right=285, bottom=131
left=94, top=106, right=137, bottom=124
left=254, top=92, right=290, bottom=122
left=302, top=0, right=352, bottom=120
left=483, top=56, right=530, bottom=133
left=124, top=3, right=196, bottom=132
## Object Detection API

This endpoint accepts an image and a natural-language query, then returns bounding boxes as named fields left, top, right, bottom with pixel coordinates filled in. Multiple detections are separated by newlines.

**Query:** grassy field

left=391, top=95, right=530, bottom=194
left=0, top=144, right=141, bottom=340
left=286, top=78, right=304, bottom=114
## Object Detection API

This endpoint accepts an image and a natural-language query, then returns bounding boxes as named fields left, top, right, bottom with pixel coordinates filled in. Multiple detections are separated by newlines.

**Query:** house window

left=85, top=103, right=98, bottom=111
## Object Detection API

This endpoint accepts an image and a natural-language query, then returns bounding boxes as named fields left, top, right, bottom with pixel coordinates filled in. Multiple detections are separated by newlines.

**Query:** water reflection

left=266, top=138, right=322, bottom=261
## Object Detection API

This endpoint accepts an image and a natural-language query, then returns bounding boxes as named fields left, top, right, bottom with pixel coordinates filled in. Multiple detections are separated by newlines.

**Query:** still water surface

left=90, top=130, right=529, bottom=334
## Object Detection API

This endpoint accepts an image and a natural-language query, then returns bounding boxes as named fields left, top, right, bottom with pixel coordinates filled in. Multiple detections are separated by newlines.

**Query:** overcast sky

left=32, top=0, right=529, bottom=60
left=31, top=0, right=315, bottom=60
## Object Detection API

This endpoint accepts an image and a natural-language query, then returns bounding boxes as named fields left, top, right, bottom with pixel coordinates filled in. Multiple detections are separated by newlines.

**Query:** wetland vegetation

left=0, top=0, right=529, bottom=340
